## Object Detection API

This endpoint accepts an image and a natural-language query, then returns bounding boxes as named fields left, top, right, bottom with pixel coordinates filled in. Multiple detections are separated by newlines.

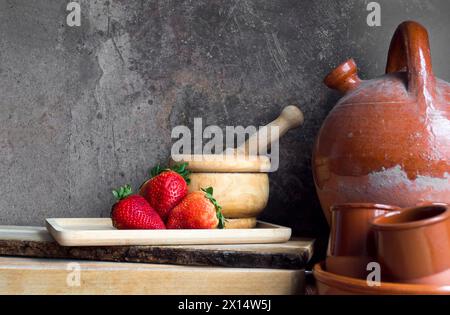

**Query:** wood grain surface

left=0, top=257, right=305, bottom=294
left=0, top=226, right=313, bottom=269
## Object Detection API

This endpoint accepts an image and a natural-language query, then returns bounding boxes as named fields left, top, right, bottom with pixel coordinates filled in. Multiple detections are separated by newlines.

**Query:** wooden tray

left=45, top=218, right=291, bottom=246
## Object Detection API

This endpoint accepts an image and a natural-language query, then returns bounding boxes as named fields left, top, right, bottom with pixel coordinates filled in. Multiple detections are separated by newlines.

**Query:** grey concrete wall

left=0, top=0, right=449, bottom=246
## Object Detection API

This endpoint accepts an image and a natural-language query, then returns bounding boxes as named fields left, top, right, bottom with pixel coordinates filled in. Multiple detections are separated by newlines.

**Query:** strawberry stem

left=171, top=162, right=191, bottom=184
left=112, top=184, right=133, bottom=200
left=149, top=162, right=191, bottom=184
left=149, top=165, right=163, bottom=178
left=201, top=186, right=226, bottom=229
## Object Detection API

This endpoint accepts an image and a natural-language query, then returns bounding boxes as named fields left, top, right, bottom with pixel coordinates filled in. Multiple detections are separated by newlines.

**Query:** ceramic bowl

left=371, top=204, right=450, bottom=284
left=326, top=203, right=400, bottom=278
left=314, top=262, right=450, bottom=295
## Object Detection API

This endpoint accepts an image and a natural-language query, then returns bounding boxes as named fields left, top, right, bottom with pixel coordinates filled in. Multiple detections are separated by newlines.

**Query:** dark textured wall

left=1, top=1, right=449, bottom=251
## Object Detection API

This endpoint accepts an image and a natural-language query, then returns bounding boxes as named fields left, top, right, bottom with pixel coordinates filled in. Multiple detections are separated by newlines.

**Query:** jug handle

left=385, top=21, right=436, bottom=102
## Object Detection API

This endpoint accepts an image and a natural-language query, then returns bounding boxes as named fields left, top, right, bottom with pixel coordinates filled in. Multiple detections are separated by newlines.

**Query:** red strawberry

left=167, top=187, right=225, bottom=229
left=139, top=163, right=190, bottom=221
left=111, top=184, right=165, bottom=229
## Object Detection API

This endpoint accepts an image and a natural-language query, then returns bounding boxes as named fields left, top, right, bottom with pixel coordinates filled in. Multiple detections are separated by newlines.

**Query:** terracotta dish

left=314, top=262, right=450, bottom=295
left=313, top=21, right=450, bottom=224
left=371, top=204, right=450, bottom=285
left=326, top=203, right=399, bottom=278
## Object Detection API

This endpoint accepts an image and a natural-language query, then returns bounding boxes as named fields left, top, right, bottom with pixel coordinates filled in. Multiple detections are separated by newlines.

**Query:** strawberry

left=139, top=163, right=190, bottom=221
left=166, top=187, right=225, bottom=229
left=111, top=184, right=165, bottom=229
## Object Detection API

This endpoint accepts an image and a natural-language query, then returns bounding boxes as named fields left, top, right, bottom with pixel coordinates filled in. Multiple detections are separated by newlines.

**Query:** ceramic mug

left=371, top=204, right=450, bottom=285
left=326, top=203, right=400, bottom=278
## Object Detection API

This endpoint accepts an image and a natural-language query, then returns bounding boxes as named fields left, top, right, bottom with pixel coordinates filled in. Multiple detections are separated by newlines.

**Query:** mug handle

left=385, top=21, right=436, bottom=103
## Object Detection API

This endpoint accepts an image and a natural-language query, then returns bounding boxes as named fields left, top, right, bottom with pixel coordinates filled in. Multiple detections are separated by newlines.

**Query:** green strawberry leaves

left=171, top=162, right=191, bottom=184
left=149, top=165, right=163, bottom=178
left=112, top=184, right=133, bottom=200
left=149, top=162, right=191, bottom=184
left=201, top=186, right=226, bottom=229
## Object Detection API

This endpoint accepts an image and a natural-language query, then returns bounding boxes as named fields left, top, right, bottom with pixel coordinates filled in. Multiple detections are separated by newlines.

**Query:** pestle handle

left=237, top=105, right=304, bottom=155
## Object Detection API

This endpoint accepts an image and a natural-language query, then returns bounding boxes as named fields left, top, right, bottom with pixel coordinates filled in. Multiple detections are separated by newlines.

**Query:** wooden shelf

left=0, top=256, right=305, bottom=294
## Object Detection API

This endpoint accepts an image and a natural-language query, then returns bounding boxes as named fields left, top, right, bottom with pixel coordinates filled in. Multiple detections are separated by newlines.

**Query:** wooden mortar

left=170, top=106, right=304, bottom=228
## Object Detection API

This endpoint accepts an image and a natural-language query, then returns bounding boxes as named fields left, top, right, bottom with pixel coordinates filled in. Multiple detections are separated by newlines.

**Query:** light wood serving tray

left=45, top=218, right=291, bottom=246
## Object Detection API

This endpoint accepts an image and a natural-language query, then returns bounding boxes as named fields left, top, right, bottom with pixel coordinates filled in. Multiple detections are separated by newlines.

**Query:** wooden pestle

left=235, top=105, right=304, bottom=156
left=171, top=105, right=304, bottom=172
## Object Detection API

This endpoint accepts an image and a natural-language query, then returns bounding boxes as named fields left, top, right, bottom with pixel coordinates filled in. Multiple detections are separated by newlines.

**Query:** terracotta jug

left=313, top=21, right=450, bottom=224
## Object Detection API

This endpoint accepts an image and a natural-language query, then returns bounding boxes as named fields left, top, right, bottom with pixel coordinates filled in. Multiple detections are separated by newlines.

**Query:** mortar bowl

left=170, top=154, right=271, bottom=227
left=189, top=172, right=269, bottom=220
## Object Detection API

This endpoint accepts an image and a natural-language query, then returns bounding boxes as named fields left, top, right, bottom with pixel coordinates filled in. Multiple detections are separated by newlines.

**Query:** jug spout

left=324, top=59, right=362, bottom=93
